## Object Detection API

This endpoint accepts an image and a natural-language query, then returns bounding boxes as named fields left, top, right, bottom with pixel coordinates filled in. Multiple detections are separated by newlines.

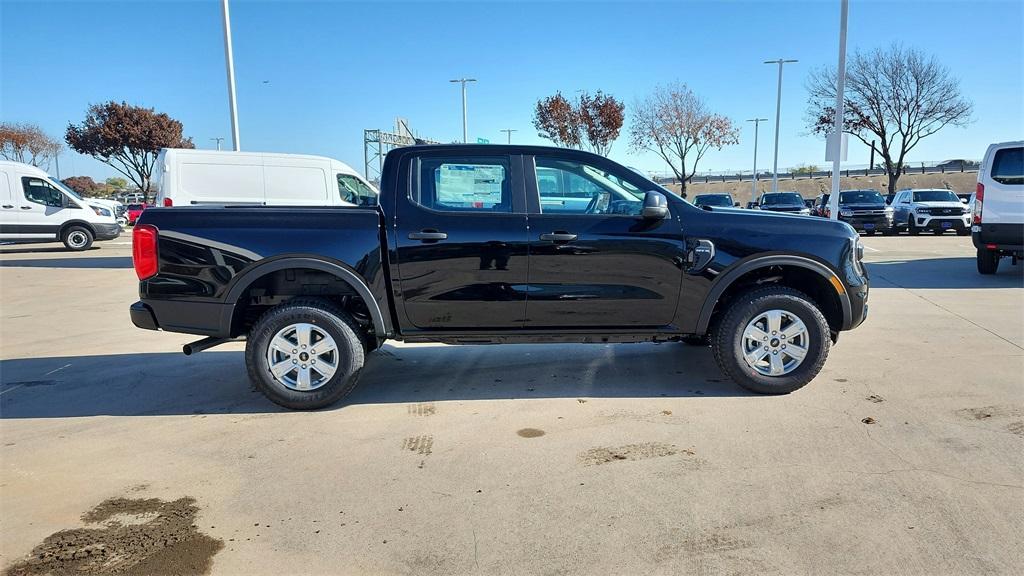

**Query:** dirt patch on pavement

left=517, top=428, right=545, bottom=438
left=4, top=497, right=222, bottom=576
left=579, top=442, right=678, bottom=466
left=955, top=405, right=1022, bottom=421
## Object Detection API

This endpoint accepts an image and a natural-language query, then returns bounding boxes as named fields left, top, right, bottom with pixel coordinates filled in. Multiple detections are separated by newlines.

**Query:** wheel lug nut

left=772, top=350, right=778, bottom=355
left=311, top=359, right=316, bottom=364
left=772, top=331, right=777, bottom=335
left=292, top=359, right=297, bottom=364
left=782, top=345, right=786, bottom=349
left=302, top=345, right=307, bottom=349
left=302, top=364, right=307, bottom=369
left=292, top=349, right=297, bottom=354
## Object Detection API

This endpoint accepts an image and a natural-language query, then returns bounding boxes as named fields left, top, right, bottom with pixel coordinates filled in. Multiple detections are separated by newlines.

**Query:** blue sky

left=2, top=0, right=1022, bottom=181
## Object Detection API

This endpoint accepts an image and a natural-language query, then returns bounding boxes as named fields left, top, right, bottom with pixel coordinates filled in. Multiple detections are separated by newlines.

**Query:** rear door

left=523, top=152, right=684, bottom=328
left=982, top=145, right=1024, bottom=224
left=393, top=152, right=529, bottom=329
left=0, top=170, right=17, bottom=238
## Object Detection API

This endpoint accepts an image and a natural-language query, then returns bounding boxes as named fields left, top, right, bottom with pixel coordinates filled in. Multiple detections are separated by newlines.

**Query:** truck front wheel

left=246, top=298, right=365, bottom=410
left=711, top=286, right=830, bottom=395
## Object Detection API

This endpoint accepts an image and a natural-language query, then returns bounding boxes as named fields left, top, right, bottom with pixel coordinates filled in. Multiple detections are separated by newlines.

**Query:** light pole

left=500, top=129, right=517, bottom=144
left=827, top=0, right=849, bottom=221
left=210, top=137, right=225, bottom=151
left=747, top=118, right=768, bottom=205
left=764, top=58, right=797, bottom=193
left=449, top=78, right=477, bottom=143
left=221, top=0, right=241, bottom=151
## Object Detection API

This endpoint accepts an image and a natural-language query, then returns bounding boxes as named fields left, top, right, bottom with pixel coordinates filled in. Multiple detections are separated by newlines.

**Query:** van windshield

left=337, top=174, right=378, bottom=206
left=49, top=178, right=84, bottom=201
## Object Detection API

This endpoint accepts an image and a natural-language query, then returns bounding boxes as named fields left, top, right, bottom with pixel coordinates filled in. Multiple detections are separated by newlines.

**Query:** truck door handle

left=20, top=206, right=33, bottom=210
left=540, top=232, right=577, bottom=242
left=1, top=205, right=12, bottom=209
left=408, top=230, right=448, bottom=241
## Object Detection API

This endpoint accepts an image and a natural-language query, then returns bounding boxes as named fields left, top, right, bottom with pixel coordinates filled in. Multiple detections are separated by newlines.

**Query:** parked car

left=956, top=193, right=972, bottom=204
left=757, top=192, right=811, bottom=214
left=831, top=190, right=894, bottom=235
left=130, top=144, right=869, bottom=410
left=974, top=141, right=1023, bottom=274
left=692, top=193, right=737, bottom=208
left=890, top=189, right=972, bottom=235
left=0, top=160, right=120, bottom=250
left=884, top=192, right=897, bottom=205
left=804, top=198, right=815, bottom=210
left=87, top=198, right=128, bottom=227
left=153, top=149, right=378, bottom=208
left=127, top=203, right=147, bottom=226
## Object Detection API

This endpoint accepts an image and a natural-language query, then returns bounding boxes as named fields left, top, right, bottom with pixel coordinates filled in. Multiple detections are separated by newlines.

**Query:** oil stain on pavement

left=4, top=497, right=223, bottom=576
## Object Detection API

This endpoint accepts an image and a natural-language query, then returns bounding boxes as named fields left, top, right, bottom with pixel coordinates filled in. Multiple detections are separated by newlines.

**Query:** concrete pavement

left=1, top=236, right=1022, bottom=575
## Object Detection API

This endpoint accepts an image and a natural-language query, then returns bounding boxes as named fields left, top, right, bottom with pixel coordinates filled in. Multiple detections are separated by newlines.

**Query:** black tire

left=933, top=227, right=944, bottom=235
left=977, top=248, right=1000, bottom=275
left=866, top=230, right=876, bottom=236
left=907, top=217, right=920, bottom=236
left=711, top=286, right=831, bottom=395
left=62, top=226, right=94, bottom=251
left=957, top=228, right=970, bottom=236
left=245, top=298, right=365, bottom=409
left=882, top=227, right=895, bottom=236
left=680, top=335, right=710, bottom=347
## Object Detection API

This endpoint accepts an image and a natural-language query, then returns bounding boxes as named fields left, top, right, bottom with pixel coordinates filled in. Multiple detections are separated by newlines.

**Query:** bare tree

left=806, top=44, right=973, bottom=192
left=0, top=122, right=62, bottom=169
left=629, top=82, right=739, bottom=197
left=65, top=101, right=194, bottom=202
left=533, top=90, right=625, bottom=156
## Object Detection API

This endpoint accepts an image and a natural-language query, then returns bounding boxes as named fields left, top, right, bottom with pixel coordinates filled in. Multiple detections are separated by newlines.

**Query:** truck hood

left=915, top=201, right=965, bottom=209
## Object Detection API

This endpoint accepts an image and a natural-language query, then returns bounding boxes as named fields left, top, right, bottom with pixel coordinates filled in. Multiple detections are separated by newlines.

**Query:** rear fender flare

left=222, top=257, right=386, bottom=336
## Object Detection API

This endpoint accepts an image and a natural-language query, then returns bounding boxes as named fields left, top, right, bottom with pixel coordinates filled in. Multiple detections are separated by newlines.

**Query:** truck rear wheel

left=977, top=248, right=1000, bottom=275
left=711, top=286, right=830, bottom=395
left=246, top=298, right=365, bottom=410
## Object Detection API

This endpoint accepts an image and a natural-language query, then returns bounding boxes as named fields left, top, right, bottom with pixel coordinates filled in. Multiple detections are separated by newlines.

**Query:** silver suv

left=890, top=189, right=971, bottom=235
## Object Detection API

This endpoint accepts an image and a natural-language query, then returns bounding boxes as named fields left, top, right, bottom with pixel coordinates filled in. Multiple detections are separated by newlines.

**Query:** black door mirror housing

left=642, top=191, right=669, bottom=219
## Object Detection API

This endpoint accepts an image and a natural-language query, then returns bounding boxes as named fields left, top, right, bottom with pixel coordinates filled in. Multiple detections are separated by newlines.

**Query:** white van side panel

left=263, top=164, right=329, bottom=205
left=980, top=143, right=1024, bottom=225
left=180, top=159, right=264, bottom=205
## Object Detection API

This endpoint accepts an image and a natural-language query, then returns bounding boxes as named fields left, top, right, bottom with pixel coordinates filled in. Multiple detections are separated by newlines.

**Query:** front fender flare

left=695, top=254, right=852, bottom=335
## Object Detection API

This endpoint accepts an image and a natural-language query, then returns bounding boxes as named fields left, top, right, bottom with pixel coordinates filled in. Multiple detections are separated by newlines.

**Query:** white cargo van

left=973, top=141, right=1023, bottom=274
left=0, top=161, right=121, bottom=250
left=153, top=149, right=378, bottom=207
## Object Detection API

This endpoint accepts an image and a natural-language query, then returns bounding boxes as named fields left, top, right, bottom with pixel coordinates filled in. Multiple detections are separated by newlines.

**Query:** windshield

left=839, top=190, right=884, bottom=204
left=128, top=204, right=145, bottom=210
left=761, top=192, right=803, bottom=206
left=48, top=178, right=84, bottom=201
left=913, top=190, right=959, bottom=203
left=694, top=194, right=733, bottom=207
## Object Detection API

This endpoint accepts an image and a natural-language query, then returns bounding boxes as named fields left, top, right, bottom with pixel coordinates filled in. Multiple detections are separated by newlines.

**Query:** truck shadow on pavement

left=0, top=343, right=753, bottom=418
left=866, top=257, right=1024, bottom=289
left=0, top=256, right=133, bottom=269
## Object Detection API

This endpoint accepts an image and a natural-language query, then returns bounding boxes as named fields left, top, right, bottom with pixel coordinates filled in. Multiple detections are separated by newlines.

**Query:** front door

left=16, top=175, right=72, bottom=239
left=524, top=153, right=685, bottom=328
left=394, top=153, right=529, bottom=330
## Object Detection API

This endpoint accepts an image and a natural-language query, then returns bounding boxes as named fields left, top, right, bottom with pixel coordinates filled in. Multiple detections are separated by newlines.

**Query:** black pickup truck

left=131, top=145, right=869, bottom=409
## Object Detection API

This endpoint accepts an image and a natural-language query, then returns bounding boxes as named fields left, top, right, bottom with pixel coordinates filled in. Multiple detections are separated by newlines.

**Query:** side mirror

left=734, top=202, right=741, bottom=207
left=642, top=191, right=669, bottom=219
left=960, top=198, right=968, bottom=204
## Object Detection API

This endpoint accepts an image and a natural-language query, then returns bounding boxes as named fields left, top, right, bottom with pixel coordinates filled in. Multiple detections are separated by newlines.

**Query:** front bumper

left=94, top=223, right=122, bottom=240
left=841, top=215, right=893, bottom=231
left=915, top=213, right=970, bottom=231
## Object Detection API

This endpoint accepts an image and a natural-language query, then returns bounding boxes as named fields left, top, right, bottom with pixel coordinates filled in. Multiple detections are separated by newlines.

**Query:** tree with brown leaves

left=61, top=176, right=102, bottom=196
left=0, top=122, right=62, bottom=169
left=533, top=90, right=625, bottom=156
left=629, top=82, right=739, bottom=197
left=806, top=44, right=972, bottom=192
left=65, top=101, right=194, bottom=201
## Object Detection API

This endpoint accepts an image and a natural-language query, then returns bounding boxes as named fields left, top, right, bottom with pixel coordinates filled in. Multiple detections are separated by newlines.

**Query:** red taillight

left=163, top=198, right=173, bottom=207
left=973, top=182, right=984, bottom=225
left=132, top=224, right=159, bottom=280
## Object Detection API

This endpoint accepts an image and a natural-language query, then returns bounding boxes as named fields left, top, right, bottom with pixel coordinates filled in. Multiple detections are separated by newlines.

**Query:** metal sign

left=476, top=137, right=489, bottom=144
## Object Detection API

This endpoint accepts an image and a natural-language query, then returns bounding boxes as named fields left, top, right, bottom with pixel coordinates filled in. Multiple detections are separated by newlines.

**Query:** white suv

left=890, top=188, right=971, bottom=235
left=974, top=141, right=1023, bottom=274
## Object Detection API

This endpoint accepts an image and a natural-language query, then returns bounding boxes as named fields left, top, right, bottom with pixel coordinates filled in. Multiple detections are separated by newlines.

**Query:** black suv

left=834, top=190, right=894, bottom=235
left=757, top=192, right=811, bottom=215
left=693, top=193, right=738, bottom=208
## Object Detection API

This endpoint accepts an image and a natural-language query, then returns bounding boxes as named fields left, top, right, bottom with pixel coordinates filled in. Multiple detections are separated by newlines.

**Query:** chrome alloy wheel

left=265, top=323, right=339, bottom=391
left=741, top=310, right=810, bottom=376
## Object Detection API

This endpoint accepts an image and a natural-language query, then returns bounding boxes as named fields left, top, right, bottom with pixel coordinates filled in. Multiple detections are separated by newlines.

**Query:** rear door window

left=414, top=157, right=512, bottom=212
left=990, top=147, right=1023, bottom=185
